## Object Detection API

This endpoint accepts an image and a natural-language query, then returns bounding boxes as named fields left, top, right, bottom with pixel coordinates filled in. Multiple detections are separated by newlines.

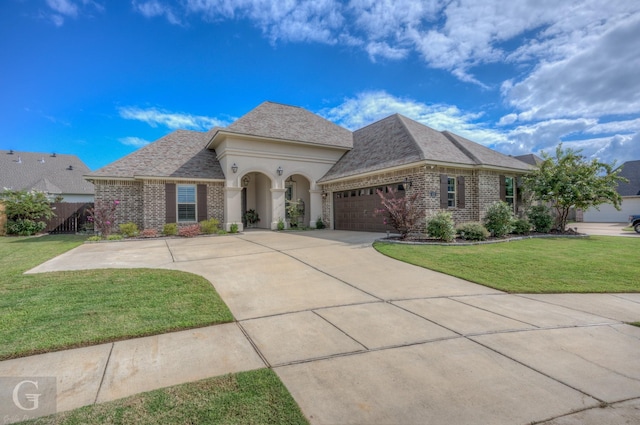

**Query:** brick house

left=85, top=101, right=531, bottom=232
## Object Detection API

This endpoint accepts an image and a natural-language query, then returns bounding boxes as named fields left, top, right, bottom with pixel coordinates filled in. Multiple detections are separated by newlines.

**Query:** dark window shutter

left=440, top=174, right=448, bottom=208
left=197, top=184, right=207, bottom=221
left=165, top=184, right=176, bottom=223
left=499, top=175, right=506, bottom=201
left=457, top=176, right=466, bottom=208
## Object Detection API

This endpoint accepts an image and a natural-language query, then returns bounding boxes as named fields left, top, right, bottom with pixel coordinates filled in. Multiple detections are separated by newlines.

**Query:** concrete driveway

left=25, top=230, right=640, bottom=424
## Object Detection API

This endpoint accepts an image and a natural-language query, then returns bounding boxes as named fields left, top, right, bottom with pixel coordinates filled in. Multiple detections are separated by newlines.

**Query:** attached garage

left=334, top=185, right=404, bottom=232
left=583, top=197, right=640, bottom=222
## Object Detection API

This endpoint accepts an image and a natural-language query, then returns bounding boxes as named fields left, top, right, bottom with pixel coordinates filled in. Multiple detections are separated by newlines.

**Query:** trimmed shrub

left=119, top=222, right=139, bottom=238
left=178, top=224, right=201, bottom=238
left=512, top=218, right=531, bottom=235
left=229, top=223, right=239, bottom=234
left=456, top=222, right=489, bottom=241
left=277, top=218, right=285, bottom=231
left=528, top=205, right=554, bottom=233
left=163, top=223, right=178, bottom=236
left=106, top=234, right=123, bottom=241
left=315, top=217, right=326, bottom=229
left=87, top=235, right=102, bottom=242
left=6, top=219, right=46, bottom=236
left=140, top=228, right=158, bottom=238
left=426, top=211, right=456, bottom=242
left=200, top=218, right=220, bottom=235
left=484, top=201, right=514, bottom=238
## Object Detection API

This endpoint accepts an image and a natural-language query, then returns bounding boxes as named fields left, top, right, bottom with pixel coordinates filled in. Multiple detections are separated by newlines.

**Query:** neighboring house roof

left=616, top=160, right=640, bottom=196
left=514, top=153, right=543, bottom=166
left=87, top=129, right=225, bottom=180
left=0, top=150, right=94, bottom=195
left=319, top=114, right=532, bottom=182
left=222, top=101, right=353, bottom=149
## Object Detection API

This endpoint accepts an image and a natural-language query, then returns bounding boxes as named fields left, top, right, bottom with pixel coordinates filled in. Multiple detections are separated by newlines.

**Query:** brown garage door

left=334, top=185, right=404, bottom=232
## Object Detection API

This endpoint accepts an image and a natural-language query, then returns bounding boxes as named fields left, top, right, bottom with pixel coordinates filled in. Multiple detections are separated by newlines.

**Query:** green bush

left=229, top=223, right=239, bottom=234
left=484, top=201, right=514, bottom=237
left=277, top=217, right=285, bottom=231
left=87, top=235, right=102, bottom=242
left=528, top=205, right=554, bottom=233
left=106, top=234, right=123, bottom=241
left=6, top=219, right=46, bottom=236
left=512, top=218, right=531, bottom=235
left=426, top=211, right=456, bottom=242
left=119, top=222, right=139, bottom=238
left=456, top=222, right=489, bottom=241
left=315, top=217, right=326, bottom=229
left=216, top=229, right=228, bottom=235
left=200, top=218, right=220, bottom=234
left=163, top=223, right=178, bottom=236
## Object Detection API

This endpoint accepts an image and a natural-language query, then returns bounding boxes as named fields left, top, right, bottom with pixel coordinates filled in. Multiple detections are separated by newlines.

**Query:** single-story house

left=0, top=150, right=94, bottom=202
left=85, top=101, right=532, bottom=232
left=583, top=159, right=640, bottom=222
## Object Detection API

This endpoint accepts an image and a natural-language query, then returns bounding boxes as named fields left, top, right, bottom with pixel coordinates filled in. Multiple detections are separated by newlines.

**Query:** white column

left=271, top=188, right=286, bottom=230
left=309, top=189, right=323, bottom=228
left=224, top=186, right=244, bottom=231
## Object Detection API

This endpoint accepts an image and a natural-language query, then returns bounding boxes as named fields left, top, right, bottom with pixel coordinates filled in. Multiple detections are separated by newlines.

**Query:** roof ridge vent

left=67, top=165, right=74, bottom=170
left=16, top=156, right=22, bottom=164
left=51, top=152, right=57, bottom=157
left=7, top=149, right=14, bottom=155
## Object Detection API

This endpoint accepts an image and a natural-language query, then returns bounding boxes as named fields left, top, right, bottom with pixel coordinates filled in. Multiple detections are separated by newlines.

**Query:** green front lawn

left=374, top=236, right=639, bottom=293
left=0, top=235, right=233, bottom=360
left=23, top=369, right=309, bottom=425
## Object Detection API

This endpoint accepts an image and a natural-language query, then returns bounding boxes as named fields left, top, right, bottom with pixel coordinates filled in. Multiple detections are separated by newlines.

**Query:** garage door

left=334, top=185, right=404, bottom=232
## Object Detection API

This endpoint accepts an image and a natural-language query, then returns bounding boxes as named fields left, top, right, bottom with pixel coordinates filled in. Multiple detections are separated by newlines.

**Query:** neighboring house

left=514, top=153, right=543, bottom=167
left=0, top=150, right=94, bottom=202
left=86, top=101, right=532, bottom=232
left=583, top=159, right=640, bottom=222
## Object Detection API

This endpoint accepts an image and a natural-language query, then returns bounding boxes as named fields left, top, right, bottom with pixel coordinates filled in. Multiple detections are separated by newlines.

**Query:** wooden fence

left=45, top=202, right=93, bottom=234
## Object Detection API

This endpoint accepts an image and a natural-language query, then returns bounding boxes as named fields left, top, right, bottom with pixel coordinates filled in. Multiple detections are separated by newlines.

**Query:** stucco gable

left=87, top=129, right=224, bottom=180
left=226, top=101, right=353, bottom=149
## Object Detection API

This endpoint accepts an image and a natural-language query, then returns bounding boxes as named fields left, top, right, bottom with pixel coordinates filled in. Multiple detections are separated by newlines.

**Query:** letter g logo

left=12, top=380, right=41, bottom=411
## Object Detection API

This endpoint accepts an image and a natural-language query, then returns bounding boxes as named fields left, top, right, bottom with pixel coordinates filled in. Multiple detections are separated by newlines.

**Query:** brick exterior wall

left=93, top=179, right=224, bottom=232
left=320, top=166, right=516, bottom=229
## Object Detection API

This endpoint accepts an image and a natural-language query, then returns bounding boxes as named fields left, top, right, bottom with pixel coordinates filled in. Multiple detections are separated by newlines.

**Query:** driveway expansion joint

left=94, top=342, right=114, bottom=405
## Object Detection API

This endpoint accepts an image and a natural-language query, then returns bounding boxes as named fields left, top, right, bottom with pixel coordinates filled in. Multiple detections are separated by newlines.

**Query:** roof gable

left=226, top=101, right=353, bottom=148
left=87, top=129, right=224, bottom=180
left=0, top=150, right=94, bottom=194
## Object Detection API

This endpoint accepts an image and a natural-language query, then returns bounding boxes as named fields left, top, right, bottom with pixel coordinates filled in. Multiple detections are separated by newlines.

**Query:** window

left=505, top=177, right=515, bottom=209
left=447, top=177, right=456, bottom=207
left=177, top=185, right=196, bottom=222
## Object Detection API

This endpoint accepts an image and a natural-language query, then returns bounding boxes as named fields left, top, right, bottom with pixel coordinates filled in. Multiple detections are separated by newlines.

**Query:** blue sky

left=2, top=0, right=640, bottom=171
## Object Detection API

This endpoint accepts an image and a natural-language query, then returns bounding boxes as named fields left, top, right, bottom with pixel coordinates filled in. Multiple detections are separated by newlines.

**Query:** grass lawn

left=24, top=369, right=309, bottom=425
left=0, top=235, right=233, bottom=360
left=374, top=236, right=639, bottom=293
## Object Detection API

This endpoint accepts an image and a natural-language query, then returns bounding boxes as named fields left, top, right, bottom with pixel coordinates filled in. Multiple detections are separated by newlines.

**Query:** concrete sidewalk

left=5, top=230, right=640, bottom=424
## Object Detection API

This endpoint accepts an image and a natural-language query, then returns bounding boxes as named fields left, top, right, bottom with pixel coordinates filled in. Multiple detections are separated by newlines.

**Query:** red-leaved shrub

left=178, top=224, right=201, bottom=238
left=140, top=228, right=158, bottom=238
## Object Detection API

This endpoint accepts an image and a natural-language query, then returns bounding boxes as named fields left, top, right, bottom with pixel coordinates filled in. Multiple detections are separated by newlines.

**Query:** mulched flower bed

left=379, top=228, right=587, bottom=245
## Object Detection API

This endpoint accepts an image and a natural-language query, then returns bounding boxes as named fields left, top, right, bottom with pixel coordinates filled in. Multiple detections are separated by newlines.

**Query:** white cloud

left=118, top=106, right=229, bottom=130
left=321, top=91, right=506, bottom=146
left=44, top=0, right=104, bottom=26
left=365, top=41, right=408, bottom=61
left=119, top=137, right=151, bottom=147
left=133, top=1, right=181, bottom=25
left=46, top=0, right=78, bottom=17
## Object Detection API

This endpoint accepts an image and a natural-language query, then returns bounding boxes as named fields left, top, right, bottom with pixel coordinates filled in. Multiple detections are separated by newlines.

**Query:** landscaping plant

left=511, top=218, right=531, bottom=235
left=229, top=223, right=239, bottom=233
left=484, top=201, right=514, bottom=237
left=140, top=228, right=158, bottom=238
left=522, top=143, right=627, bottom=231
left=315, top=216, right=326, bottom=229
left=119, top=222, right=139, bottom=238
left=163, top=223, right=178, bottom=236
left=375, top=186, right=423, bottom=239
left=86, top=200, right=119, bottom=237
left=178, top=224, right=201, bottom=237
left=527, top=205, right=554, bottom=233
left=200, top=218, right=220, bottom=234
left=426, top=211, right=456, bottom=242
left=456, top=222, right=489, bottom=241
left=0, top=189, right=54, bottom=236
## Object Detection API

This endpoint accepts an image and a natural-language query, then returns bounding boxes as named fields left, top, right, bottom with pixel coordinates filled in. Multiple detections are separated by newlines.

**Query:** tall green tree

left=0, top=189, right=55, bottom=235
left=522, top=144, right=627, bottom=231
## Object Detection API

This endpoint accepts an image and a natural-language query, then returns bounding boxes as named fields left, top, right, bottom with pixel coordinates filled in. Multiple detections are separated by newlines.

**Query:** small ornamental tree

left=374, top=186, right=423, bottom=239
left=0, top=189, right=54, bottom=235
left=522, top=144, right=627, bottom=231
left=86, top=200, right=119, bottom=237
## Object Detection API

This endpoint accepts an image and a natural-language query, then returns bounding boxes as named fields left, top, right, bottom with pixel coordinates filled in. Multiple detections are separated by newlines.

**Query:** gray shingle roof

left=87, top=129, right=224, bottom=180
left=617, top=160, right=640, bottom=196
left=320, top=114, right=531, bottom=182
left=226, top=101, right=353, bottom=148
left=514, top=153, right=543, bottom=166
left=0, top=150, right=94, bottom=194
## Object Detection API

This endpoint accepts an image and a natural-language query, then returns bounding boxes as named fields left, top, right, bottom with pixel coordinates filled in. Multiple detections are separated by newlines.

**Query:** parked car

left=629, top=214, right=640, bottom=233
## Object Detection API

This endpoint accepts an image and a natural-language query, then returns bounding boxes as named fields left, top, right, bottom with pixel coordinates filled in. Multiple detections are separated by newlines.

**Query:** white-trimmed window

left=505, top=177, right=515, bottom=209
left=177, top=184, right=197, bottom=222
left=447, top=177, right=456, bottom=207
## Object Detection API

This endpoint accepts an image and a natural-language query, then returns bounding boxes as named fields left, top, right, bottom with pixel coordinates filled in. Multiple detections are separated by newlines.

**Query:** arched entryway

left=284, top=173, right=311, bottom=227
left=240, top=172, right=272, bottom=229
